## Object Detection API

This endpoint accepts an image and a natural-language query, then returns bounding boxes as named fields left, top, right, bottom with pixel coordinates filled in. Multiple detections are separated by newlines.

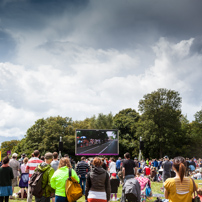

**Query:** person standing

left=9, top=153, right=20, bottom=195
left=0, top=156, right=14, bottom=202
left=164, top=156, right=198, bottom=202
left=122, top=152, right=137, bottom=182
left=26, top=150, right=43, bottom=202
left=85, top=157, right=110, bottom=202
left=76, top=157, right=90, bottom=195
left=116, top=157, right=121, bottom=172
left=162, top=156, right=172, bottom=190
left=51, top=158, right=79, bottom=202
left=19, top=157, right=29, bottom=199
left=109, top=158, right=116, bottom=176
left=51, top=152, right=59, bottom=171
left=34, top=152, right=55, bottom=202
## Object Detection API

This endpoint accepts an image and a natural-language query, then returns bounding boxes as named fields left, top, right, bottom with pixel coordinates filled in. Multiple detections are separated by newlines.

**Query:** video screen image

left=75, top=129, right=119, bottom=156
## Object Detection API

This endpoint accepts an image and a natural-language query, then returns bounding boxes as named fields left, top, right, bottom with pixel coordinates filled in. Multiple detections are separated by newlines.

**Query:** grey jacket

left=85, top=167, right=111, bottom=201
left=121, top=178, right=141, bottom=202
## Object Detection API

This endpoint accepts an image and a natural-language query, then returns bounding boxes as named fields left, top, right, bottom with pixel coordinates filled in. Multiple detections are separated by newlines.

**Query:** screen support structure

left=59, top=136, right=63, bottom=159
left=138, top=136, right=143, bottom=161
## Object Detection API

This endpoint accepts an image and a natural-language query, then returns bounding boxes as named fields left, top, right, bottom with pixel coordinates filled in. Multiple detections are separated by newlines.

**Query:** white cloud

left=0, top=36, right=202, bottom=141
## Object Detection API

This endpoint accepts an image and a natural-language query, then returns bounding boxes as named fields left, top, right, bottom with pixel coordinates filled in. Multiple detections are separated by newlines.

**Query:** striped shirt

left=26, top=157, right=43, bottom=182
left=175, top=177, right=190, bottom=194
left=76, top=161, right=90, bottom=176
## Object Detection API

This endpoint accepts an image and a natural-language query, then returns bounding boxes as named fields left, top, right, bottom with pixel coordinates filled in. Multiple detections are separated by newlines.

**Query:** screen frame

left=75, top=129, right=119, bottom=156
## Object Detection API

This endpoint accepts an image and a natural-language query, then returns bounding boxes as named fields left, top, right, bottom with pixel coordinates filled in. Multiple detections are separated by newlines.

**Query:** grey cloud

left=0, top=30, right=16, bottom=61
left=0, top=0, right=202, bottom=51
left=190, top=37, right=202, bottom=55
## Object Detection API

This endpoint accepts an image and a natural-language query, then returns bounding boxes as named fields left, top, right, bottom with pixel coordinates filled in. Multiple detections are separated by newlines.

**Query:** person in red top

left=144, top=165, right=150, bottom=176
left=25, top=150, right=43, bottom=202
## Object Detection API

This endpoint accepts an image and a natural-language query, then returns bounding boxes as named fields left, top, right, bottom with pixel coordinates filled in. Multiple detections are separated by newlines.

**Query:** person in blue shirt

left=116, top=157, right=121, bottom=172
left=153, top=159, right=158, bottom=169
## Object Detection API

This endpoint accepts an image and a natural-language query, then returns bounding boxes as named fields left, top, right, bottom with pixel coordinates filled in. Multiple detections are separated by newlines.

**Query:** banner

left=7, top=150, right=11, bottom=156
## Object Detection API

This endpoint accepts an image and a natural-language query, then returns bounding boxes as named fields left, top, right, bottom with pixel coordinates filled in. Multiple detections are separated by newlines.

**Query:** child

left=197, top=187, right=202, bottom=201
left=110, top=173, right=119, bottom=201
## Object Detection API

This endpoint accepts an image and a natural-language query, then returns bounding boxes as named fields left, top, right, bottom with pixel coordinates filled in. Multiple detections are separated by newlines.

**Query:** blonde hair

left=23, top=157, right=28, bottom=164
left=58, top=157, right=72, bottom=169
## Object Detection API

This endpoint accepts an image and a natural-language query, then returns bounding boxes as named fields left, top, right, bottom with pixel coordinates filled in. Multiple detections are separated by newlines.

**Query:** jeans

left=35, top=196, right=50, bottom=202
left=79, top=175, right=86, bottom=195
left=0, top=196, right=9, bottom=202
left=55, top=196, right=68, bottom=202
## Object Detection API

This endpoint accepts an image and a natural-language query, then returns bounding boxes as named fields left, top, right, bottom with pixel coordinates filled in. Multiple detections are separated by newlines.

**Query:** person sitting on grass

left=197, top=187, right=202, bottom=201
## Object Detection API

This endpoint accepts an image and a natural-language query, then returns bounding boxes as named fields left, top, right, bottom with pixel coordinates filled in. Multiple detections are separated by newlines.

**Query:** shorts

left=12, top=178, right=18, bottom=187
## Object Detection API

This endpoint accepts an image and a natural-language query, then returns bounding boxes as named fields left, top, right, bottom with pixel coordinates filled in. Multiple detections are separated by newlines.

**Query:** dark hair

left=53, top=152, right=58, bottom=159
left=3, top=156, right=9, bottom=164
left=64, top=154, right=69, bottom=158
left=40, top=156, right=45, bottom=161
left=124, top=152, right=130, bottom=159
left=93, top=157, right=102, bottom=167
left=111, top=157, right=115, bottom=162
left=173, top=156, right=186, bottom=182
left=34, top=150, right=40, bottom=157
left=197, top=188, right=202, bottom=196
left=81, top=156, right=86, bottom=161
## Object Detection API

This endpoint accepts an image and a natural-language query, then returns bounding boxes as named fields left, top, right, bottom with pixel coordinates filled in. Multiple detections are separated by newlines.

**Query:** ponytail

left=173, top=156, right=186, bottom=183
left=179, top=163, right=186, bottom=182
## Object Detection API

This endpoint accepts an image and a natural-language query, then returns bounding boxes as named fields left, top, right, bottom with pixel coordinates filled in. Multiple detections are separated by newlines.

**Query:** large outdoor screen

left=75, top=129, right=119, bottom=156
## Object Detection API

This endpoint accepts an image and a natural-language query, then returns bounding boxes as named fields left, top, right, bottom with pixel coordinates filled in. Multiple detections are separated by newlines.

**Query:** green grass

left=11, top=180, right=202, bottom=202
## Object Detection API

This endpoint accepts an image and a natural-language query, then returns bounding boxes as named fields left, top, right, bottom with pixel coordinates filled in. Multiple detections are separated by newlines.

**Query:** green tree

left=189, top=109, right=202, bottom=157
left=13, top=116, right=75, bottom=157
left=138, top=88, right=182, bottom=158
left=113, top=108, right=140, bottom=157
left=89, top=113, right=114, bottom=129
left=0, top=140, right=20, bottom=157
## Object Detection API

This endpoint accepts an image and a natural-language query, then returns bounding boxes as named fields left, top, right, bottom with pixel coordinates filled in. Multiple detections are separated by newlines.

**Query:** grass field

left=11, top=180, right=202, bottom=202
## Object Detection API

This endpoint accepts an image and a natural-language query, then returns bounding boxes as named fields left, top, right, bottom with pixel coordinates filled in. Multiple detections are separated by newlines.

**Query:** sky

left=0, top=0, right=202, bottom=145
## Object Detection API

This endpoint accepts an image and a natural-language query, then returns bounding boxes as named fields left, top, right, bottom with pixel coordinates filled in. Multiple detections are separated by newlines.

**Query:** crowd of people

left=0, top=151, right=202, bottom=202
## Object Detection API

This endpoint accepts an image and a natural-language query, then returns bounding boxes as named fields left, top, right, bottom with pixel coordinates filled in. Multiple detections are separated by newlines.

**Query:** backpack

left=145, top=183, right=152, bottom=197
left=29, top=167, right=44, bottom=198
left=65, top=168, right=83, bottom=202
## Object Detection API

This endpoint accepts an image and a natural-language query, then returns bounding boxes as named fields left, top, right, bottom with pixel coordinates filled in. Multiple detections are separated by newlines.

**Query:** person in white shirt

left=193, top=170, right=202, bottom=179
left=109, top=157, right=116, bottom=176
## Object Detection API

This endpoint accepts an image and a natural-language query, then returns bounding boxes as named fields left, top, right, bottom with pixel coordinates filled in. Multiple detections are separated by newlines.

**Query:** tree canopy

left=2, top=88, right=202, bottom=159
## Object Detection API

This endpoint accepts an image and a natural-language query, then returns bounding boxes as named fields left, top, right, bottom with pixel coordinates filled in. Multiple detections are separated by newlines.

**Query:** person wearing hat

left=19, top=154, right=26, bottom=166
left=9, top=153, right=20, bottom=196
left=34, top=152, right=55, bottom=202
left=110, top=173, right=119, bottom=201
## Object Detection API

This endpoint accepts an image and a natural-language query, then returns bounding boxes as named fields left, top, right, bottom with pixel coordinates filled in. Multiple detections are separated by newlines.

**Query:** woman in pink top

left=136, top=173, right=151, bottom=190
left=19, top=158, right=29, bottom=199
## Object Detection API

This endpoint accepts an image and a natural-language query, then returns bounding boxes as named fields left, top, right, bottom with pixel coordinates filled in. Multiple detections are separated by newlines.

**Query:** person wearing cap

left=34, top=152, right=55, bottom=202
left=162, top=156, right=172, bottom=191
left=110, top=173, right=119, bottom=201
left=9, top=153, right=20, bottom=195
left=19, top=154, right=26, bottom=166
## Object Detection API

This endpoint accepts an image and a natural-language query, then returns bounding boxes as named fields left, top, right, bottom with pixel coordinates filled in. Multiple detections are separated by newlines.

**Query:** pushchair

left=120, top=178, right=141, bottom=202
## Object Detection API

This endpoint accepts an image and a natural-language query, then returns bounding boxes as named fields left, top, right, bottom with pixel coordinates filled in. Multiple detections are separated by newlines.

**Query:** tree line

left=1, top=88, right=202, bottom=159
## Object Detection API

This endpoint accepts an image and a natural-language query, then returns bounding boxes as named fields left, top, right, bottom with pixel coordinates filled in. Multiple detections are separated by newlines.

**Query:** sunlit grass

left=11, top=180, right=202, bottom=202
